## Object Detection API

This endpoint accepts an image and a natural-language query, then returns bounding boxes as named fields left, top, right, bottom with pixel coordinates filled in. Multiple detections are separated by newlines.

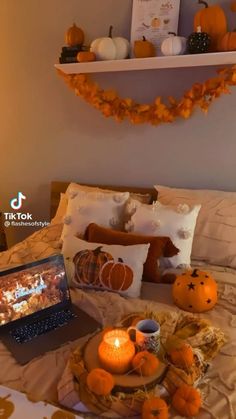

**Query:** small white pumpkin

left=161, top=32, right=187, bottom=56
left=90, top=26, right=130, bottom=60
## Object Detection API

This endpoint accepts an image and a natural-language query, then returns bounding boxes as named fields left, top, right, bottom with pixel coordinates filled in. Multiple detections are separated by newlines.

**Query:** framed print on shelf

left=130, top=0, right=181, bottom=56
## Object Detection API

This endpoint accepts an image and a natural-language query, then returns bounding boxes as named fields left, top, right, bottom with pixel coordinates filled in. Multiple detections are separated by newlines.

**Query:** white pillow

left=127, top=201, right=201, bottom=268
left=62, top=236, right=150, bottom=298
left=51, top=193, right=68, bottom=225
left=61, top=188, right=130, bottom=241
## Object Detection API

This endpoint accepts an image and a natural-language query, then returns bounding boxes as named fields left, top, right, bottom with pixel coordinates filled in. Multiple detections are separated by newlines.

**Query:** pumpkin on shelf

left=65, top=23, right=84, bottom=47
left=187, top=26, right=211, bottom=54
left=90, top=26, right=130, bottom=60
left=86, top=368, right=114, bottom=396
left=133, top=36, right=156, bottom=58
left=73, top=247, right=113, bottom=286
left=100, top=258, right=133, bottom=291
left=172, top=268, right=218, bottom=313
left=169, top=343, right=194, bottom=369
left=218, top=31, right=236, bottom=52
left=142, top=397, right=169, bottom=419
left=132, top=351, right=160, bottom=377
left=161, top=32, right=187, bottom=56
left=172, top=384, right=202, bottom=417
left=77, top=51, right=96, bottom=63
left=194, top=0, right=227, bottom=51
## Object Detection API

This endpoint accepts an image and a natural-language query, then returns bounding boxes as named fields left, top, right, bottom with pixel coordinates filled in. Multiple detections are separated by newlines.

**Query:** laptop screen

left=0, top=255, right=70, bottom=327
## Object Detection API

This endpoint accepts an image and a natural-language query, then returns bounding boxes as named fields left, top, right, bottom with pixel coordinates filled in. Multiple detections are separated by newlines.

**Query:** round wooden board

left=83, top=331, right=167, bottom=394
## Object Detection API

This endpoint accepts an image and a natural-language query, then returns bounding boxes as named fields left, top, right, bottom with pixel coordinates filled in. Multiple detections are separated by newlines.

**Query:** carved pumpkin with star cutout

left=172, top=269, right=217, bottom=313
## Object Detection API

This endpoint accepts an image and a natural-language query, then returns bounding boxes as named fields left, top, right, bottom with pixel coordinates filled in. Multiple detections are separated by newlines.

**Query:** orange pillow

left=85, top=223, right=179, bottom=283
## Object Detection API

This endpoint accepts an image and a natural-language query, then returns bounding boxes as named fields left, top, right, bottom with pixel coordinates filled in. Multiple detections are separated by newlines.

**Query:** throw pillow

left=155, top=184, right=236, bottom=268
left=62, top=236, right=150, bottom=298
left=85, top=223, right=179, bottom=283
left=128, top=201, right=201, bottom=268
left=61, top=188, right=130, bottom=241
left=51, top=193, right=68, bottom=225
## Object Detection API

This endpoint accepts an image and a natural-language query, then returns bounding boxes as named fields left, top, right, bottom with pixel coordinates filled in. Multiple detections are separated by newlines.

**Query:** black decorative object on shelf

left=187, top=26, right=211, bottom=54
left=59, top=45, right=82, bottom=64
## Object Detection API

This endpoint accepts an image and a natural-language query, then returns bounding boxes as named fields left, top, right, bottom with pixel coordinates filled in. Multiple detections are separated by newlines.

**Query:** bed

left=0, top=181, right=235, bottom=419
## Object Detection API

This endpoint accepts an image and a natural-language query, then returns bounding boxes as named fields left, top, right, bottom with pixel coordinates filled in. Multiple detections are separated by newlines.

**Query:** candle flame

left=114, top=338, right=120, bottom=348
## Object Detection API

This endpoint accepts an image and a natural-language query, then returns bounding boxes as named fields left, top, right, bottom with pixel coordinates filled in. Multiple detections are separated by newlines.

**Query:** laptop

left=0, top=254, right=101, bottom=365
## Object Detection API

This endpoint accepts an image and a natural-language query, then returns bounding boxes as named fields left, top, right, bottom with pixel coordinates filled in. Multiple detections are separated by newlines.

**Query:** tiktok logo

left=10, top=192, right=26, bottom=210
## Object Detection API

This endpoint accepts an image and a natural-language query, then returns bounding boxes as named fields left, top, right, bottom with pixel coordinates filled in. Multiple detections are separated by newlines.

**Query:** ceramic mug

left=128, top=319, right=160, bottom=355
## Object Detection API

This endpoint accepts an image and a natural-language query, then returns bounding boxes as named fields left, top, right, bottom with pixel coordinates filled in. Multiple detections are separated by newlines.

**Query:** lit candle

left=98, top=329, right=135, bottom=374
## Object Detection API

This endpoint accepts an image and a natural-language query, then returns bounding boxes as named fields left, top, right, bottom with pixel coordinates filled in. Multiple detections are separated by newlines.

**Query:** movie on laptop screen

left=0, top=258, right=69, bottom=326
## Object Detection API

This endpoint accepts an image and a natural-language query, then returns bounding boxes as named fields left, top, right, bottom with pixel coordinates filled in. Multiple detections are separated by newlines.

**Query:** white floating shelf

left=55, top=51, right=236, bottom=74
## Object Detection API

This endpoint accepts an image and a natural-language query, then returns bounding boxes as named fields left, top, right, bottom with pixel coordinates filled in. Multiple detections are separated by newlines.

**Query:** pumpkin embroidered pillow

left=127, top=201, right=201, bottom=268
left=61, top=188, right=130, bottom=241
left=62, top=236, right=150, bottom=298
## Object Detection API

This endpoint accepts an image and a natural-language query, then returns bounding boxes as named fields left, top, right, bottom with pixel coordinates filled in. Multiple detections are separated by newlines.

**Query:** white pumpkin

left=90, top=26, right=130, bottom=61
left=161, top=32, right=187, bottom=56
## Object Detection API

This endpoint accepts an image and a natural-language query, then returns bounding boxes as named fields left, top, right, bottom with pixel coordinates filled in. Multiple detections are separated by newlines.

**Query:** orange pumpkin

left=100, top=258, right=133, bottom=291
left=134, top=36, right=156, bottom=58
left=172, top=269, right=217, bottom=313
left=77, top=51, right=96, bottom=62
left=132, top=351, right=159, bottom=377
left=142, top=397, right=169, bottom=419
left=65, top=23, right=84, bottom=46
left=86, top=368, right=114, bottom=396
left=218, top=31, right=236, bottom=51
left=194, top=0, right=227, bottom=51
left=73, top=247, right=113, bottom=286
left=52, top=410, right=76, bottom=419
left=169, top=344, right=194, bottom=369
left=172, top=384, right=202, bottom=417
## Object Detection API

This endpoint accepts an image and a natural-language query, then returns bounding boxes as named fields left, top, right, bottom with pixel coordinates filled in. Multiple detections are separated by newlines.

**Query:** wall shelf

left=55, top=51, right=236, bottom=74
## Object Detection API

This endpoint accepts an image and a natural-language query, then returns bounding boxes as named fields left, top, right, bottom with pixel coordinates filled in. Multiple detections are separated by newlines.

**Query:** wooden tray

left=83, top=330, right=167, bottom=394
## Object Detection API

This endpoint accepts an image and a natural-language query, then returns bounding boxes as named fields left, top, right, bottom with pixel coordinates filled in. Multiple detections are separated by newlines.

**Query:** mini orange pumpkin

left=86, top=368, right=114, bottom=396
left=73, top=247, right=113, bottom=286
left=100, top=258, right=133, bottom=291
left=172, top=269, right=217, bottom=313
left=52, top=410, right=76, bottom=419
left=77, top=51, right=96, bottom=62
left=172, top=384, right=202, bottom=417
left=134, top=36, right=156, bottom=58
left=65, top=23, right=84, bottom=47
left=169, top=344, right=194, bottom=369
left=194, top=0, right=227, bottom=51
left=142, top=397, right=169, bottom=419
left=218, top=31, right=236, bottom=51
left=132, top=351, right=159, bottom=377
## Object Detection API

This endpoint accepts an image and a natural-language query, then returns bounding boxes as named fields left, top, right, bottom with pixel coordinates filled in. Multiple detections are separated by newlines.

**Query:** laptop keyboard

left=10, top=309, right=78, bottom=344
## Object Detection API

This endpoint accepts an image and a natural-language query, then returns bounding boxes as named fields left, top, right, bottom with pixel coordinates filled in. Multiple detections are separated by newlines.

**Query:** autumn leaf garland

left=57, top=65, right=236, bottom=126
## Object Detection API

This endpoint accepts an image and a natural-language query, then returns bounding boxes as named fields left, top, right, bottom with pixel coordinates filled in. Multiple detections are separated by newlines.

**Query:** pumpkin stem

left=93, top=246, right=103, bottom=255
left=118, top=257, right=124, bottom=263
left=142, top=36, right=146, bottom=41
left=191, top=269, right=199, bottom=277
left=109, top=25, right=113, bottom=38
left=168, top=32, right=177, bottom=36
left=198, top=0, right=208, bottom=8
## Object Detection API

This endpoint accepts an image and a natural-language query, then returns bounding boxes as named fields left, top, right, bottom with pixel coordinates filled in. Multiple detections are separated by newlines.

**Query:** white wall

left=1, top=0, right=236, bottom=246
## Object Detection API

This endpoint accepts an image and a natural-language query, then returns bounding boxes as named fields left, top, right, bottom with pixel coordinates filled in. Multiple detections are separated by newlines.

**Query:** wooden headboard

left=50, top=181, right=157, bottom=219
